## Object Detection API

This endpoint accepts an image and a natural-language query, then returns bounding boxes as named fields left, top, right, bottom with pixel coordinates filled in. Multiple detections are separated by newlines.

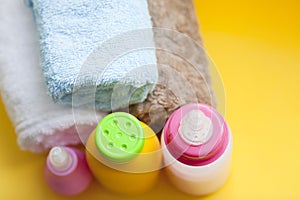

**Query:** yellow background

left=1, top=0, right=299, bottom=199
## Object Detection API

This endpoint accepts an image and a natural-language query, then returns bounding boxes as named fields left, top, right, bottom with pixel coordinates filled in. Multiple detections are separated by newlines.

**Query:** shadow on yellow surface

left=1, top=0, right=300, bottom=199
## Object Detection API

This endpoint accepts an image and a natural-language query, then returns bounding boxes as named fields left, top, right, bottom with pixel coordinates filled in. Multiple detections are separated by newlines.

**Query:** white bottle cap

left=49, top=146, right=72, bottom=171
left=178, top=110, right=213, bottom=145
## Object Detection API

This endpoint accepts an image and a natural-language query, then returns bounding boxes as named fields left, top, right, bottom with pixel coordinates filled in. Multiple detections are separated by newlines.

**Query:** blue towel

left=29, top=0, right=157, bottom=111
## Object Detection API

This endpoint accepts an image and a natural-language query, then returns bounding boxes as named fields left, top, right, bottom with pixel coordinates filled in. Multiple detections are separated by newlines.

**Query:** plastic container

left=161, top=103, right=232, bottom=196
left=44, top=146, right=93, bottom=196
left=86, top=112, right=162, bottom=195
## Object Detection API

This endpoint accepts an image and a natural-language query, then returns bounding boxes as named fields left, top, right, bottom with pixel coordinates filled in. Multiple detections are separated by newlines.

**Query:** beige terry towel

left=129, top=0, right=216, bottom=132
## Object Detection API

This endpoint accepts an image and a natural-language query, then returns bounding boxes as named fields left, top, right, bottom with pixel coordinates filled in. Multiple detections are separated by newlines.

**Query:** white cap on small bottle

left=178, top=109, right=213, bottom=145
left=49, top=146, right=72, bottom=172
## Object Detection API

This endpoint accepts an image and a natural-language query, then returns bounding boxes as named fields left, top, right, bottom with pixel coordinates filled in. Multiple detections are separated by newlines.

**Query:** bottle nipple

left=178, top=110, right=212, bottom=145
left=49, top=146, right=72, bottom=172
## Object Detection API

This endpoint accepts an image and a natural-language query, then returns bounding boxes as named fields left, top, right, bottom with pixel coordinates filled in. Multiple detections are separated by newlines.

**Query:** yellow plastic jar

left=86, top=112, right=162, bottom=195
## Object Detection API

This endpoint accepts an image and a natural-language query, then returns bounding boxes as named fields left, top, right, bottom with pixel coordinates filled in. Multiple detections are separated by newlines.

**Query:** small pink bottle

left=44, top=146, right=93, bottom=196
left=161, top=103, right=233, bottom=196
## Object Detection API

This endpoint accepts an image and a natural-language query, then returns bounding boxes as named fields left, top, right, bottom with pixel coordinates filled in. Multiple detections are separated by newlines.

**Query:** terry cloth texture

left=129, top=0, right=216, bottom=132
left=0, top=0, right=107, bottom=153
left=30, top=0, right=157, bottom=111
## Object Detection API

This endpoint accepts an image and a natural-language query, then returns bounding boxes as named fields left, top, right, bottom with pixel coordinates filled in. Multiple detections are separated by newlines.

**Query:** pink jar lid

left=163, top=103, right=229, bottom=166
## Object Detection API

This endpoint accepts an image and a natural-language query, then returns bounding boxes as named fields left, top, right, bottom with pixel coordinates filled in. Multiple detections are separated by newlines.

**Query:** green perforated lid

left=95, top=112, right=145, bottom=163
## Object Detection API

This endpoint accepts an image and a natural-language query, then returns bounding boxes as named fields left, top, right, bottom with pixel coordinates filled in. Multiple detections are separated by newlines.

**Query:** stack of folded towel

left=0, top=0, right=215, bottom=153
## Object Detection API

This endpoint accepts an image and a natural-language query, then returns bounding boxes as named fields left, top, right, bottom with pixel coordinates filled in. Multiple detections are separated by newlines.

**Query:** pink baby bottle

left=44, top=146, right=93, bottom=196
left=161, top=103, right=233, bottom=196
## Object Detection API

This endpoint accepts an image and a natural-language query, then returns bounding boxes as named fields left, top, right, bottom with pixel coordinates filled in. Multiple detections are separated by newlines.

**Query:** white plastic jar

left=161, top=103, right=233, bottom=196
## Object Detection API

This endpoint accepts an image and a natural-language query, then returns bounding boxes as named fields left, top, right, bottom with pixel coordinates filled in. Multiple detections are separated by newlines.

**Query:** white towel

left=0, top=0, right=107, bottom=153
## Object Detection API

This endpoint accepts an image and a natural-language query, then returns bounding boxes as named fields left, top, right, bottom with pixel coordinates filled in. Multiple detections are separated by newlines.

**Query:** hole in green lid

left=121, top=144, right=127, bottom=151
left=112, top=119, right=118, bottom=126
left=116, top=132, right=122, bottom=138
left=103, top=130, right=109, bottom=136
left=130, top=134, right=136, bottom=141
left=107, top=142, right=114, bottom=149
